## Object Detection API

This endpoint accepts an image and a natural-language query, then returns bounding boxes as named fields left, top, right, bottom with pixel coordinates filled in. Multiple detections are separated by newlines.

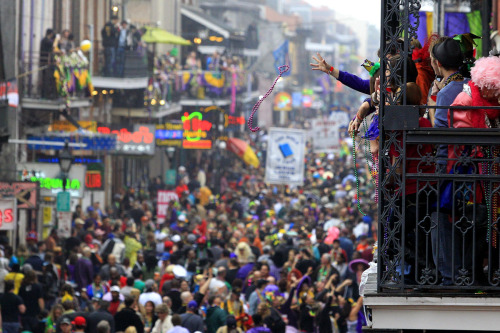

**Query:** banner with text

left=265, top=128, right=306, bottom=186
left=157, top=190, right=179, bottom=224
left=311, top=118, right=341, bottom=153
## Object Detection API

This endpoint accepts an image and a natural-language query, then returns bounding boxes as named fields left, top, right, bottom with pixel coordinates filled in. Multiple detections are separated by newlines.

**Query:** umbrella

left=142, top=27, right=192, bottom=45
left=226, top=138, right=260, bottom=168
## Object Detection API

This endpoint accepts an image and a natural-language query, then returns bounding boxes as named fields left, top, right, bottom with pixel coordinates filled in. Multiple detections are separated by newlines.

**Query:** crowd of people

left=0, top=121, right=375, bottom=333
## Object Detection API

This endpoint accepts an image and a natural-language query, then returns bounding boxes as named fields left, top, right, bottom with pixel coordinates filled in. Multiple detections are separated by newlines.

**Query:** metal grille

left=377, top=0, right=500, bottom=291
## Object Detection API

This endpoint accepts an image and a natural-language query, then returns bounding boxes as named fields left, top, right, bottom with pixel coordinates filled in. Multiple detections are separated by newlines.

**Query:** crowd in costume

left=311, top=33, right=500, bottom=286
left=0, top=125, right=375, bottom=333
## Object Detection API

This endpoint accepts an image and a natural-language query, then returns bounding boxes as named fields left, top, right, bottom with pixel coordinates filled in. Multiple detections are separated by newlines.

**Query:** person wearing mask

left=0, top=281, right=26, bottom=333
left=18, top=270, right=44, bottom=332
left=151, top=304, right=173, bottom=333
left=180, top=301, right=204, bottom=333
left=114, top=296, right=144, bottom=333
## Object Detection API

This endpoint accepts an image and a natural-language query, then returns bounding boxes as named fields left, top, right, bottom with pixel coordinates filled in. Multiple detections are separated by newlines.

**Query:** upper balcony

left=20, top=51, right=93, bottom=110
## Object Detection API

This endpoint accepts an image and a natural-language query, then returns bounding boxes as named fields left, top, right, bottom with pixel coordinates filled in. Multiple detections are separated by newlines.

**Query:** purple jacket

left=74, top=257, right=94, bottom=291
left=247, top=327, right=271, bottom=333
left=236, top=263, right=254, bottom=280
left=338, top=71, right=370, bottom=95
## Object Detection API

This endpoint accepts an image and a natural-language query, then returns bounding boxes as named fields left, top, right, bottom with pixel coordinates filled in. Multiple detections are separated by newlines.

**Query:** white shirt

left=152, top=316, right=173, bottom=333
left=166, top=326, right=189, bottom=333
left=139, top=291, right=163, bottom=306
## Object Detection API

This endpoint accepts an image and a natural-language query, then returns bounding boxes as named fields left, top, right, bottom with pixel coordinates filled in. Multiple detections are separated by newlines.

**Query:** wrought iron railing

left=377, top=0, right=500, bottom=292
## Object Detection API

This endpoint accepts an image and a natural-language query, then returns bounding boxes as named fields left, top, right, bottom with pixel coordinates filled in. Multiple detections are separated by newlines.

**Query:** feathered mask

left=361, top=59, right=380, bottom=77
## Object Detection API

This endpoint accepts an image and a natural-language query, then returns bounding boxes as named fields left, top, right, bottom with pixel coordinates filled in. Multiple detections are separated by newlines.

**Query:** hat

left=161, top=252, right=171, bottom=261
left=60, top=318, right=72, bottom=326
left=171, top=234, right=181, bottom=243
left=72, top=316, right=86, bottom=327
left=432, top=38, right=464, bottom=69
left=110, top=286, right=120, bottom=293
left=164, top=240, right=174, bottom=249
left=187, top=234, right=197, bottom=244
left=348, top=258, right=370, bottom=272
left=75, top=218, right=85, bottom=225
left=188, top=300, right=198, bottom=309
left=178, top=215, right=186, bottom=222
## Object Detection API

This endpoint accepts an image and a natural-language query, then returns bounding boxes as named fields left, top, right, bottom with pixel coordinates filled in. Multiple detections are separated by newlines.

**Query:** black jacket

left=88, top=309, right=115, bottom=333
left=101, top=22, right=118, bottom=48
left=114, top=307, right=144, bottom=333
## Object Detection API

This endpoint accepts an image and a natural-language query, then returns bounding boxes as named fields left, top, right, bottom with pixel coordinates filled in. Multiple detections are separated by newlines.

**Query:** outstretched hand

left=310, top=53, right=331, bottom=74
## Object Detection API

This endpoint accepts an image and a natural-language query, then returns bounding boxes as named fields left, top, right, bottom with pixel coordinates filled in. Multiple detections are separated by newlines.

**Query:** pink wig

left=470, top=56, right=500, bottom=90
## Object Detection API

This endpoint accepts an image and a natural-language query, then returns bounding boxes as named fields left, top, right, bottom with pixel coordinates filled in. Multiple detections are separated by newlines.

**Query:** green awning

left=142, top=27, right=192, bottom=45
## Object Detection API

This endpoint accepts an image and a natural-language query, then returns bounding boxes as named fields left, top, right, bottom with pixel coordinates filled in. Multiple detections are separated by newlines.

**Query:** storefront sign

left=22, top=163, right=86, bottom=197
left=0, top=199, right=16, bottom=230
left=181, top=112, right=213, bottom=149
left=49, top=120, right=97, bottom=133
left=0, top=182, right=38, bottom=209
left=311, top=118, right=340, bottom=153
left=27, top=135, right=117, bottom=151
left=165, top=169, right=177, bottom=186
left=97, top=124, right=155, bottom=155
left=157, top=190, right=179, bottom=223
left=156, top=122, right=184, bottom=147
left=265, top=128, right=306, bottom=186
left=85, top=163, right=105, bottom=191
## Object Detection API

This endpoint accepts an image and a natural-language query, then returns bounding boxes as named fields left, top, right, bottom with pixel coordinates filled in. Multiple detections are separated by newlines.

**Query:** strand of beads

left=247, top=65, right=289, bottom=132
left=351, top=130, right=366, bottom=216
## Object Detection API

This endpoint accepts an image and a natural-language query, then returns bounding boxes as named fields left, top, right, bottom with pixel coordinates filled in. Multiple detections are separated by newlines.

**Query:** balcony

left=20, top=51, right=93, bottom=110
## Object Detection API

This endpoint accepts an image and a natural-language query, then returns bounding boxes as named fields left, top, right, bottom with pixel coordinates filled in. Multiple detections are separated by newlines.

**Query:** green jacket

left=206, top=306, right=227, bottom=333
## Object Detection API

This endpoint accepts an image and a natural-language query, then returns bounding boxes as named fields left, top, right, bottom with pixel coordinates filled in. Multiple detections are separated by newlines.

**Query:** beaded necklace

left=351, top=130, right=366, bottom=216
left=442, top=71, right=463, bottom=87
left=362, top=118, right=379, bottom=203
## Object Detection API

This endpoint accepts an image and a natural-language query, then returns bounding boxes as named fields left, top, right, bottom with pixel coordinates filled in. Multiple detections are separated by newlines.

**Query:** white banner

left=311, top=118, right=340, bottom=153
left=265, top=128, right=306, bottom=186
left=57, top=211, right=72, bottom=238
left=157, top=191, right=179, bottom=224
left=329, top=111, right=350, bottom=128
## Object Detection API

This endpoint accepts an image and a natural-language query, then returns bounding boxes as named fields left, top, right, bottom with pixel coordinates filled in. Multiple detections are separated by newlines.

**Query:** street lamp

left=166, top=147, right=176, bottom=162
left=58, top=141, right=73, bottom=191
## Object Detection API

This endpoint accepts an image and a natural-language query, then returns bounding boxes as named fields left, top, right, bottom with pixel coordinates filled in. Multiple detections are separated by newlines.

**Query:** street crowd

left=0, top=125, right=375, bottom=333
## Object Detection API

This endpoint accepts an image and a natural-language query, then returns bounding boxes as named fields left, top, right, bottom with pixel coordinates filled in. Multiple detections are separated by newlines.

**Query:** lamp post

left=58, top=141, right=73, bottom=191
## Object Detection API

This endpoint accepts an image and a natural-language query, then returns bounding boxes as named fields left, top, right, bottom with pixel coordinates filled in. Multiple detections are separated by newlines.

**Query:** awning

left=181, top=6, right=240, bottom=39
left=142, top=27, right=192, bottom=45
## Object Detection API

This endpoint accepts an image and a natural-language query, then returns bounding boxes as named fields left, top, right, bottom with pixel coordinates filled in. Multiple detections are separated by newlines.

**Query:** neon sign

left=0, top=199, right=16, bottom=230
left=97, top=125, right=156, bottom=155
left=30, top=177, right=81, bottom=190
left=181, top=112, right=213, bottom=149
left=224, top=115, right=245, bottom=127
left=85, top=171, right=102, bottom=189
left=0, top=209, right=13, bottom=224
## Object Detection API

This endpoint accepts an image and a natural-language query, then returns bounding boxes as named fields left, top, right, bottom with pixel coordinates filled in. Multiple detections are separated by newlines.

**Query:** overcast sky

left=305, top=0, right=381, bottom=26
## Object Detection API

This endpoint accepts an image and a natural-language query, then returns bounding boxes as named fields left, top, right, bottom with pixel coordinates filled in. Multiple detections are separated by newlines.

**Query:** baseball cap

left=60, top=318, right=72, bottom=326
left=110, top=285, right=120, bottom=293
left=188, top=300, right=198, bottom=309
left=171, top=234, right=181, bottom=243
left=72, top=316, right=86, bottom=327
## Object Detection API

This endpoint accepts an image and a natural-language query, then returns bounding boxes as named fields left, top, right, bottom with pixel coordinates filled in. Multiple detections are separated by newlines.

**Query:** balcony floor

left=21, top=97, right=92, bottom=110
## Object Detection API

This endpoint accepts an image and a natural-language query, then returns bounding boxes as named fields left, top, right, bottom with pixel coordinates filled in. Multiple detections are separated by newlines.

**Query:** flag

left=0, top=80, right=18, bottom=107
left=273, top=40, right=291, bottom=77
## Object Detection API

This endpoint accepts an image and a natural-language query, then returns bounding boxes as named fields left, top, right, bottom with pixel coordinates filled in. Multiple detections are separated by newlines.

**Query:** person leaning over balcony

left=101, top=16, right=119, bottom=77
left=429, top=37, right=468, bottom=286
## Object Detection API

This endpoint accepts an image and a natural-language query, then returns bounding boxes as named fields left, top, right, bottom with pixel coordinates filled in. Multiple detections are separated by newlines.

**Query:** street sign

left=0, top=199, right=16, bottom=230
left=165, top=169, right=177, bottom=185
left=57, top=211, right=72, bottom=238
left=56, top=192, right=71, bottom=212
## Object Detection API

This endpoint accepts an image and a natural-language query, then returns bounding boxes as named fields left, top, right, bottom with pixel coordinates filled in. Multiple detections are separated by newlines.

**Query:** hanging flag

left=273, top=40, right=291, bottom=77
